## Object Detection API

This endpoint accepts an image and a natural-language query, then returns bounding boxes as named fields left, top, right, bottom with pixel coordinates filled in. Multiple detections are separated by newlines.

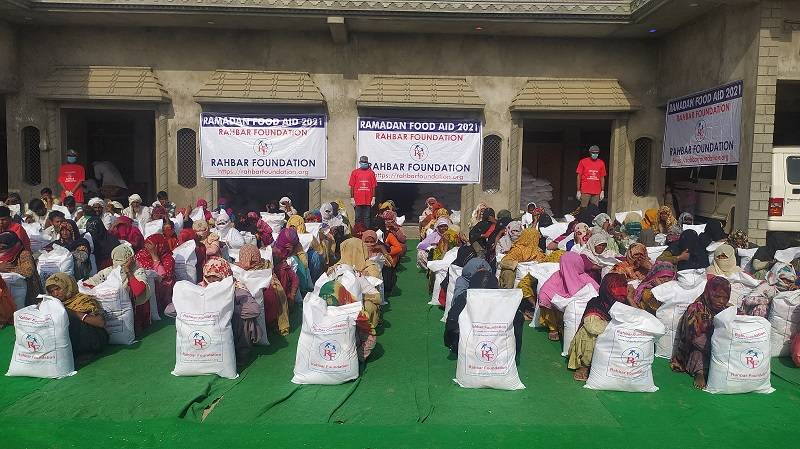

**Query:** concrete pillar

left=156, top=105, right=169, bottom=193
left=609, top=117, right=632, bottom=214
left=506, top=118, right=523, bottom=214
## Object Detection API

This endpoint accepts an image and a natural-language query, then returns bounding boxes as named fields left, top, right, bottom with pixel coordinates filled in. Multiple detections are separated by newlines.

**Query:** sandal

left=548, top=331, right=560, bottom=341
left=573, top=366, right=589, bottom=382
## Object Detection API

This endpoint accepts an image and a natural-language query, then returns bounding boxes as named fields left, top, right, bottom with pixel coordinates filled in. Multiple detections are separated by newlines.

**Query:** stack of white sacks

left=519, top=167, right=554, bottom=216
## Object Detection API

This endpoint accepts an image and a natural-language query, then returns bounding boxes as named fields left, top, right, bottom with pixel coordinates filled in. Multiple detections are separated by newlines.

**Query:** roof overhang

left=510, top=78, right=640, bottom=112
left=357, top=76, right=484, bottom=110
left=193, top=70, right=325, bottom=105
left=36, top=66, right=170, bottom=102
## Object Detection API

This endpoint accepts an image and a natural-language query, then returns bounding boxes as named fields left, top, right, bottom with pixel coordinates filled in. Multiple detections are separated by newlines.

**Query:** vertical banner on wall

left=200, top=112, right=327, bottom=179
left=357, top=117, right=482, bottom=184
left=662, top=80, right=743, bottom=168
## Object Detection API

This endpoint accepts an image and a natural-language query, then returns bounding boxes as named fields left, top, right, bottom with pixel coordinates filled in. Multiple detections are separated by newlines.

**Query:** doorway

left=62, top=108, right=155, bottom=204
left=521, top=119, right=612, bottom=217
left=377, top=182, right=462, bottom=224
left=218, top=178, right=309, bottom=215
left=0, top=95, right=6, bottom=198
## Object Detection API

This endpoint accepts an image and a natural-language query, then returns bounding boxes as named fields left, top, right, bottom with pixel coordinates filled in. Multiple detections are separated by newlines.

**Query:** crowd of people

left=0, top=188, right=407, bottom=369
left=420, top=200, right=800, bottom=389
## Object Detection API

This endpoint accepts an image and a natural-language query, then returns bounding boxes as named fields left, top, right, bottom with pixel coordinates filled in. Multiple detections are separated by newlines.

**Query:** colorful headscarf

left=236, top=244, right=264, bottom=271
left=274, top=227, right=300, bottom=259
left=45, top=273, right=102, bottom=314
left=135, top=234, right=175, bottom=274
left=642, top=209, right=659, bottom=230
left=0, top=231, right=23, bottom=264
left=287, top=215, right=306, bottom=234
left=709, top=243, right=740, bottom=277
left=573, top=223, right=590, bottom=245
left=538, top=252, right=599, bottom=309
left=631, top=261, right=676, bottom=308
left=766, top=262, right=798, bottom=292
left=201, top=257, right=233, bottom=286
left=111, top=216, right=144, bottom=250
left=582, top=273, right=629, bottom=323
left=505, top=228, right=546, bottom=263
left=657, top=206, right=677, bottom=233
left=178, top=229, right=198, bottom=245
left=727, top=229, right=751, bottom=249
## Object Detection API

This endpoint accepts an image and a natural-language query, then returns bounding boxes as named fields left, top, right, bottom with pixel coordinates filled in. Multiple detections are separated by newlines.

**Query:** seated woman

left=611, top=243, right=651, bottom=282
left=671, top=276, right=731, bottom=389
left=162, top=219, right=179, bottom=251
left=627, top=261, right=677, bottom=315
left=85, top=244, right=151, bottom=336
left=707, top=243, right=742, bottom=278
left=110, top=216, right=145, bottom=252
left=538, top=252, right=599, bottom=341
left=656, top=206, right=677, bottom=235
left=740, top=262, right=798, bottom=317
left=417, top=218, right=455, bottom=270
left=85, top=217, right=120, bottom=270
left=381, top=210, right=407, bottom=247
left=200, top=257, right=261, bottom=368
left=44, top=273, right=108, bottom=365
left=657, top=229, right=709, bottom=271
left=678, top=212, right=694, bottom=230
left=275, top=228, right=313, bottom=296
left=567, top=273, right=629, bottom=382
left=468, top=208, right=500, bottom=260
left=699, top=220, right=727, bottom=249
left=496, top=221, right=524, bottom=255
left=192, top=219, right=221, bottom=258
left=46, top=219, right=93, bottom=280
left=363, top=229, right=402, bottom=297
left=581, top=233, right=620, bottom=281
left=0, top=231, right=41, bottom=306
left=641, top=208, right=659, bottom=232
left=329, top=236, right=383, bottom=360
left=499, top=228, right=547, bottom=289
left=236, top=244, right=289, bottom=336
left=418, top=197, right=441, bottom=237
left=288, top=214, right=325, bottom=281
left=444, top=260, right=496, bottom=353
left=751, top=232, right=791, bottom=280
left=135, top=234, right=175, bottom=313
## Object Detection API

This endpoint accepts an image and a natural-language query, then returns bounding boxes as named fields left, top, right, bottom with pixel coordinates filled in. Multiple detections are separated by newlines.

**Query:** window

left=788, top=156, right=800, bottom=185
left=176, top=128, right=197, bottom=188
left=482, top=134, right=501, bottom=193
left=632, top=137, right=652, bottom=197
left=721, top=164, right=738, bottom=181
left=22, top=126, right=41, bottom=185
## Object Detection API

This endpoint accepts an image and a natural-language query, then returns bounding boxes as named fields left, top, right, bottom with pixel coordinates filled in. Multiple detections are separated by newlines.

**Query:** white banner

left=357, top=117, right=482, bottom=184
left=662, top=80, right=742, bottom=168
left=200, top=113, right=327, bottom=179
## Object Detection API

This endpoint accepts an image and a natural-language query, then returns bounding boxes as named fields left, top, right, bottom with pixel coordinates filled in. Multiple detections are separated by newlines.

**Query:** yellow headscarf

left=505, top=228, right=547, bottom=263
left=642, top=209, right=659, bottom=230
left=287, top=215, right=307, bottom=234
left=657, top=205, right=677, bottom=233
left=45, top=273, right=102, bottom=315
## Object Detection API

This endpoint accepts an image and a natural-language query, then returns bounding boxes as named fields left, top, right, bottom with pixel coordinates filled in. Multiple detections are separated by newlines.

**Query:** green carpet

left=2, top=243, right=800, bottom=448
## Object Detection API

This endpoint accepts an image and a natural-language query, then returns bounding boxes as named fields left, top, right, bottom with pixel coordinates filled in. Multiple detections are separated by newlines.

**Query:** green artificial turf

left=2, top=242, right=799, bottom=448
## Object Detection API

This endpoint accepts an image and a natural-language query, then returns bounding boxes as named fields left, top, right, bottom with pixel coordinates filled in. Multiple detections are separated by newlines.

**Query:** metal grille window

left=177, top=128, right=197, bottom=188
left=482, top=134, right=502, bottom=193
left=22, top=126, right=41, bottom=185
left=632, top=137, right=652, bottom=197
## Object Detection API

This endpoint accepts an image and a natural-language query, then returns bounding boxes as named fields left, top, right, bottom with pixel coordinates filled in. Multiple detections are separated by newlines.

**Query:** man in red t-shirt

left=576, top=145, right=607, bottom=208
left=57, top=149, right=86, bottom=204
left=349, top=155, right=378, bottom=228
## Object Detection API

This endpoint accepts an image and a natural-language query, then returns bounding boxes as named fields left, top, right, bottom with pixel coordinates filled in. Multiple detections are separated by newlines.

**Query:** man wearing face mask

left=57, top=149, right=86, bottom=205
left=575, top=145, right=606, bottom=208
left=348, top=155, right=378, bottom=229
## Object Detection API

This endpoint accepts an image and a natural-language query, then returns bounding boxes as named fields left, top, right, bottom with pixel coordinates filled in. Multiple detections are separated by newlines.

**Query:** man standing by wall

left=57, top=149, right=85, bottom=205
left=576, top=145, right=606, bottom=208
left=349, top=155, right=377, bottom=229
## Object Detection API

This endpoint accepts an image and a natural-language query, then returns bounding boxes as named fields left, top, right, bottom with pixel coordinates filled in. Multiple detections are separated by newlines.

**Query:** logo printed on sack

left=740, top=347, right=763, bottom=369
left=24, top=333, right=43, bottom=352
left=476, top=341, right=497, bottom=363
left=190, top=330, right=211, bottom=350
left=409, top=142, right=428, bottom=161
left=621, top=347, right=641, bottom=368
left=319, top=340, right=339, bottom=361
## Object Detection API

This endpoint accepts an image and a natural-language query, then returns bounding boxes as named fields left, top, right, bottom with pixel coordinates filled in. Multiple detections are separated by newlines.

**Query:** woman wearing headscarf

left=85, top=244, right=151, bottom=335
left=162, top=220, right=179, bottom=251
left=707, top=243, right=741, bottom=278
left=192, top=219, right=221, bottom=257
left=750, top=232, right=791, bottom=280
left=627, top=261, right=677, bottom=314
left=656, top=205, right=678, bottom=234
left=568, top=222, right=591, bottom=252
left=641, top=208, right=659, bottom=231
left=330, top=236, right=383, bottom=359
left=0, top=230, right=41, bottom=305
left=678, top=212, right=694, bottom=229
left=135, top=234, right=175, bottom=313
left=468, top=202, right=488, bottom=229
left=45, top=219, right=93, bottom=280
left=279, top=197, right=298, bottom=217
left=496, top=209, right=513, bottom=229
left=538, top=252, right=600, bottom=341
left=381, top=209, right=407, bottom=245
left=671, top=276, right=732, bottom=389
left=85, top=216, right=120, bottom=270
left=610, top=242, right=651, bottom=281
left=194, top=199, right=213, bottom=222
left=286, top=214, right=307, bottom=234
left=272, top=242, right=300, bottom=313
left=365, top=228, right=402, bottom=296
left=726, top=229, right=753, bottom=250
left=496, top=221, right=524, bottom=255
left=418, top=198, right=443, bottom=237
left=110, top=216, right=145, bottom=252
left=618, top=212, right=643, bottom=249
left=581, top=232, right=620, bottom=282
left=177, top=229, right=206, bottom=283
left=699, top=220, right=726, bottom=249
left=740, top=262, right=798, bottom=318
left=417, top=217, right=450, bottom=269
left=567, top=273, right=629, bottom=381
left=275, top=227, right=313, bottom=296
left=499, top=228, right=547, bottom=289
left=468, top=208, right=500, bottom=258
left=236, top=244, right=289, bottom=336
left=445, top=261, right=503, bottom=354
left=44, top=273, right=108, bottom=362
left=199, top=257, right=261, bottom=367
left=658, top=229, right=709, bottom=271
left=520, top=202, right=539, bottom=229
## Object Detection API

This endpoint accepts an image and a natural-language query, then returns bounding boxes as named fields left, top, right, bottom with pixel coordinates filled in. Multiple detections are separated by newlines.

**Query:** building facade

left=0, top=0, right=795, bottom=242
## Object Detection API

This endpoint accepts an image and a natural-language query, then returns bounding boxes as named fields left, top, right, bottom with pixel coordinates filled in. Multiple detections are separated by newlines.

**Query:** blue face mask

left=590, top=153, right=599, bottom=160
left=67, top=156, right=77, bottom=163
left=359, top=162, right=369, bottom=169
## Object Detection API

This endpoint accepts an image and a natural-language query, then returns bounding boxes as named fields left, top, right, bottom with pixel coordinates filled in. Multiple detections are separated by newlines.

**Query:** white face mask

left=590, top=153, right=599, bottom=160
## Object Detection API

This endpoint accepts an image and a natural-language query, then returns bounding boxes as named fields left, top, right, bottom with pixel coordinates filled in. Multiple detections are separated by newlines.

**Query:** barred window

left=632, top=137, right=652, bottom=197
left=22, top=126, right=41, bottom=185
left=177, top=128, right=197, bottom=188
left=482, top=134, right=501, bottom=193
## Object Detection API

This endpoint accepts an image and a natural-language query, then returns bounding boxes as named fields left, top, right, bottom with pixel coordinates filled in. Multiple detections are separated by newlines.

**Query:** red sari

left=135, top=234, right=175, bottom=312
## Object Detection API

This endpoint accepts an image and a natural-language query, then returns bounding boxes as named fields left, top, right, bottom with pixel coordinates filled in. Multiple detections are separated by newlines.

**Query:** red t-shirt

left=576, top=157, right=606, bottom=195
left=57, top=163, right=86, bottom=204
left=348, top=168, right=377, bottom=206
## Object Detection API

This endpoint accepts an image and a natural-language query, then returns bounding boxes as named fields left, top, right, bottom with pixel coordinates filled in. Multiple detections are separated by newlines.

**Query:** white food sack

left=22, top=223, right=52, bottom=255
left=230, top=265, right=273, bottom=346
left=585, top=303, right=665, bottom=393
left=259, top=246, right=273, bottom=264
left=291, top=295, right=361, bottom=385
left=455, top=288, right=525, bottom=390
left=652, top=269, right=707, bottom=358
left=305, top=222, right=322, bottom=236
left=189, top=207, right=206, bottom=223
left=171, top=277, right=238, bottom=379
left=172, top=239, right=198, bottom=284
left=396, top=215, right=406, bottom=226
left=539, top=222, right=568, bottom=241
left=768, top=290, right=800, bottom=357
left=775, top=247, right=800, bottom=264
left=298, top=233, right=314, bottom=253
left=647, top=246, right=668, bottom=263
left=143, top=220, right=163, bottom=239
left=684, top=224, right=706, bottom=234
left=551, top=284, right=599, bottom=357
left=737, top=247, right=757, bottom=270
left=171, top=212, right=185, bottom=234
left=441, top=264, right=463, bottom=323
left=91, top=267, right=135, bottom=345
left=37, top=245, right=74, bottom=289
left=145, top=269, right=161, bottom=321
left=6, top=295, right=76, bottom=378
left=1, top=272, right=27, bottom=310
left=261, top=213, right=286, bottom=232
left=706, top=307, right=774, bottom=394
left=426, top=247, right=458, bottom=306
left=51, top=204, right=72, bottom=220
